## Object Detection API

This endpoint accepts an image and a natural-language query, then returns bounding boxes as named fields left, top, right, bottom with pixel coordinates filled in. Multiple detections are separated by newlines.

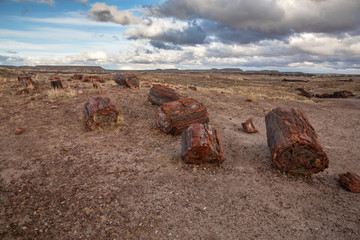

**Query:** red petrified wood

left=156, top=98, right=209, bottom=135
left=148, top=84, right=182, bottom=106
left=83, top=97, right=120, bottom=131
left=182, top=123, right=224, bottom=165
left=338, top=172, right=360, bottom=193
left=51, top=77, right=63, bottom=89
left=242, top=118, right=258, bottom=133
left=265, top=107, right=329, bottom=175
left=113, top=73, right=140, bottom=88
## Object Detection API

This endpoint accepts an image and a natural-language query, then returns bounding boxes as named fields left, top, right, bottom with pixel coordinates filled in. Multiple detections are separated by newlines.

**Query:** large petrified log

left=265, top=107, right=329, bottom=175
left=296, top=88, right=354, bottom=99
left=148, top=84, right=182, bottom=106
left=113, top=73, right=140, bottom=88
left=50, top=77, right=63, bottom=89
left=156, top=98, right=209, bottom=135
left=181, top=123, right=224, bottom=165
left=338, top=172, right=360, bottom=193
left=83, top=97, right=120, bottom=131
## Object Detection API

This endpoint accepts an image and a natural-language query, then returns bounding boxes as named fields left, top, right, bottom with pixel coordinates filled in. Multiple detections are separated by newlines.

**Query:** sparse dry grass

left=47, top=87, right=78, bottom=100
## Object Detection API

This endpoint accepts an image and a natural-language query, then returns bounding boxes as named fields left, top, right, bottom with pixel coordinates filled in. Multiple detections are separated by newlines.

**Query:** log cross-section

left=181, top=123, right=224, bottom=165
left=265, top=107, right=329, bottom=175
left=156, top=98, right=209, bottom=135
left=83, top=97, right=120, bottom=131
left=148, top=84, right=182, bottom=106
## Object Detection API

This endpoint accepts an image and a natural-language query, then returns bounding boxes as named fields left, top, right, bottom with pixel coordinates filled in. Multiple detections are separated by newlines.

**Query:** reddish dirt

left=1, top=69, right=360, bottom=239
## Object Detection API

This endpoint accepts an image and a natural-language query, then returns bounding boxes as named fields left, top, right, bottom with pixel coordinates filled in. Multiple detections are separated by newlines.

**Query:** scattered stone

left=181, top=123, right=224, bottom=165
left=338, top=172, right=360, bottom=193
left=242, top=118, right=259, bottom=133
left=188, top=86, right=197, bottom=91
left=265, top=107, right=329, bottom=175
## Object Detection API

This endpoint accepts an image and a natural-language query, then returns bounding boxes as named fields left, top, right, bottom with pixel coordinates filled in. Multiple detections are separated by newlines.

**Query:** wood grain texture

left=265, top=107, right=329, bottom=175
left=181, top=123, right=224, bottom=165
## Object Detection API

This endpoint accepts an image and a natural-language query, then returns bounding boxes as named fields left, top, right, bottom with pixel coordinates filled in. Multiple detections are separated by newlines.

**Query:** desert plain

left=0, top=66, right=359, bottom=239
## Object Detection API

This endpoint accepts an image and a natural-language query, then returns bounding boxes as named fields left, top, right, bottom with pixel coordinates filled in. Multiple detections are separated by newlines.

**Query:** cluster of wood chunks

left=82, top=73, right=359, bottom=193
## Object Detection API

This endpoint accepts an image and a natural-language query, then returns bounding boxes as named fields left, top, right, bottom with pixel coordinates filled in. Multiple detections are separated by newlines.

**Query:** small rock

left=241, top=118, right=259, bottom=133
left=15, top=127, right=23, bottom=135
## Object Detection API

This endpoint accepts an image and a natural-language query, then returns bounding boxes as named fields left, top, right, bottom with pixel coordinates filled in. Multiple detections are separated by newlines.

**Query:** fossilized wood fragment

left=265, top=107, right=329, bottom=175
left=181, top=123, right=224, bottom=165
left=83, top=97, right=120, bottom=131
left=338, top=172, right=360, bottom=193
left=113, top=73, right=139, bottom=88
left=156, top=98, right=209, bottom=135
left=242, top=118, right=259, bottom=133
left=148, top=84, right=182, bottom=106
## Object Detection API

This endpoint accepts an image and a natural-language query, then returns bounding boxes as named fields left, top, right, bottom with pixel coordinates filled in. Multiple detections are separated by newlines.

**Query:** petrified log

left=265, top=107, right=329, bottom=175
left=83, top=97, right=120, bottom=131
left=82, top=75, right=90, bottom=82
left=72, top=74, right=83, bottom=80
left=113, top=73, right=140, bottom=88
left=51, top=77, right=63, bottom=89
left=18, top=75, right=33, bottom=87
left=242, top=118, right=259, bottom=133
left=315, top=90, right=354, bottom=98
left=282, top=78, right=309, bottom=83
left=93, top=81, right=100, bottom=89
left=181, top=123, right=224, bottom=165
left=156, top=98, right=209, bottom=135
left=295, top=87, right=313, bottom=98
left=148, top=84, right=182, bottom=106
left=338, top=172, right=360, bottom=193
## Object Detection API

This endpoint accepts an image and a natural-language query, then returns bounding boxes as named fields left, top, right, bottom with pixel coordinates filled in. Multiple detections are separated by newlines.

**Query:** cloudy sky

left=0, top=0, right=360, bottom=73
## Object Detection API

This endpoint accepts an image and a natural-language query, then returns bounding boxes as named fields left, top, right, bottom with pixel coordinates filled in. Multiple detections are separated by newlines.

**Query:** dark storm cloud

left=149, top=40, right=182, bottom=50
left=148, top=0, right=360, bottom=35
left=201, top=20, right=289, bottom=44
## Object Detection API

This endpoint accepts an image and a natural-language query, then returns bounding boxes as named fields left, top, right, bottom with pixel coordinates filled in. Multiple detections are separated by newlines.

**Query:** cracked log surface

left=181, top=123, right=224, bottom=165
left=83, top=97, right=119, bottom=131
left=155, top=98, right=209, bottom=135
left=265, top=107, right=329, bottom=175
left=148, top=84, right=182, bottom=106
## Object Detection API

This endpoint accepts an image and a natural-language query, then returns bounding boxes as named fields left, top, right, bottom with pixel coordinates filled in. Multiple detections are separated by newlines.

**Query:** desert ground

left=0, top=67, right=359, bottom=239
